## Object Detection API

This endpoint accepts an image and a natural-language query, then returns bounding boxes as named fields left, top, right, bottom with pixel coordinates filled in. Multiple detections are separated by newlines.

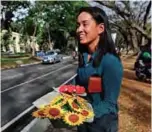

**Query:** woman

left=75, top=7, right=123, bottom=132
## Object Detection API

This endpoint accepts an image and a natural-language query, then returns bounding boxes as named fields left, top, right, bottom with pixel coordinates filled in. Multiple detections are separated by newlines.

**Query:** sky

left=12, top=0, right=111, bottom=22
left=12, top=0, right=35, bottom=21
left=85, top=0, right=114, bottom=15
left=12, top=8, right=28, bottom=21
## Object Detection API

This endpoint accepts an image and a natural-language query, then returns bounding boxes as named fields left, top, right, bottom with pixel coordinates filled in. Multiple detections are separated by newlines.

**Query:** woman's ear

left=98, top=23, right=104, bottom=34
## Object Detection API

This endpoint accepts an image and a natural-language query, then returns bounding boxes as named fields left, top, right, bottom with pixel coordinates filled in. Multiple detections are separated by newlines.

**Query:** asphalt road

left=1, top=58, right=77, bottom=127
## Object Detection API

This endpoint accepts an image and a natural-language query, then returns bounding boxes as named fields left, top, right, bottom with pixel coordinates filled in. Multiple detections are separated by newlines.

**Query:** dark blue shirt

left=76, top=52, right=123, bottom=118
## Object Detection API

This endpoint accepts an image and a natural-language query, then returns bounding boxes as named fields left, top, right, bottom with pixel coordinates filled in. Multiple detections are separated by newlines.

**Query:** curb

left=20, top=62, right=41, bottom=67
left=62, top=56, right=71, bottom=59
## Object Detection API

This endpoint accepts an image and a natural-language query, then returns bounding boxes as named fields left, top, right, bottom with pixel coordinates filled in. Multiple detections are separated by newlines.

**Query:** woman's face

left=76, top=12, right=104, bottom=45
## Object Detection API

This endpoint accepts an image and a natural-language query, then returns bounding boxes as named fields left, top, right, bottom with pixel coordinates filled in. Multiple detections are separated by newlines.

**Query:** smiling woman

left=76, top=12, right=104, bottom=53
left=75, top=7, right=123, bottom=132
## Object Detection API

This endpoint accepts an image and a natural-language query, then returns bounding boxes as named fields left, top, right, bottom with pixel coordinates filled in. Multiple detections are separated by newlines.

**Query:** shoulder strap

left=95, top=57, right=104, bottom=100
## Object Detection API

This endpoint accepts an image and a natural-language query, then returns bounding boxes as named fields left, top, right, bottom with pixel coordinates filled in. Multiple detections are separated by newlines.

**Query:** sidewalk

left=21, top=118, right=77, bottom=132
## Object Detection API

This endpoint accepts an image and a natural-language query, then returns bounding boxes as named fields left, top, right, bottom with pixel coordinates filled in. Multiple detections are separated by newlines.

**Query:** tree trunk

left=31, top=42, right=35, bottom=56
left=141, top=36, right=145, bottom=46
left=46, top=23, right=52, bottom=50
left=31, top=25, right=37, bottom=56
left=130, top=29, right=140, bottom=54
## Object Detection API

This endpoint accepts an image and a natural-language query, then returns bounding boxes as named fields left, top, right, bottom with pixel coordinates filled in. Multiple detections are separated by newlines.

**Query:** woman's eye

left=76, top=24, right=80, bottom=28
left=83, top=23, right=88, bottom=27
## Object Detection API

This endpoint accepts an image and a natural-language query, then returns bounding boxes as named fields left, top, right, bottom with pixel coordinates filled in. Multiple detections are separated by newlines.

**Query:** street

left=1, top=58, right=77, bottom=127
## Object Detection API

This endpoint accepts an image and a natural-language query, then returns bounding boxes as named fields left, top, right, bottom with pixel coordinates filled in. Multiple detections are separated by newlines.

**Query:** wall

left=1, top=30, right=39, bottom=53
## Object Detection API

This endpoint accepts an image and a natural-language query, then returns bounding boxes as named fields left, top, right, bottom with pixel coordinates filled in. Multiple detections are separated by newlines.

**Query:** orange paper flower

left=63, top=112, right=85, bottom=126
left=45, top=106, right=64, bottom=119
left=68, top=99, right=81, bottom=112
left=81, top=109, right=94, bottom=119
left=32, top=109, right=46, bottom=118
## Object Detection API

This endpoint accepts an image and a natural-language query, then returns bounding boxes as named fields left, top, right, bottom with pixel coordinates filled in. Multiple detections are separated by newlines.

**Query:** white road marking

left=1, top=73, right=23, bottom=81
left=1, top=64, right=72, bottom=93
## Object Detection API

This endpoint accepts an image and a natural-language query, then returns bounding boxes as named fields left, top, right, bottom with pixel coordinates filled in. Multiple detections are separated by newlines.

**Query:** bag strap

left=95, top=64, right=104, bottom=100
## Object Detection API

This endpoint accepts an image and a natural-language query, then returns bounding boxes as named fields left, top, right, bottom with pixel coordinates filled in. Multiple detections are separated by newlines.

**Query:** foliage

left=1, top=1, right=30, bottom=29
left=1, top=1, right=30, bottom=11
left=8, top=1, right=88, bottom=53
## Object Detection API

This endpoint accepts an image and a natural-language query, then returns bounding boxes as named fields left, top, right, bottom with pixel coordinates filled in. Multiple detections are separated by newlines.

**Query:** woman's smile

left=79, top=34, right=86, bottom=39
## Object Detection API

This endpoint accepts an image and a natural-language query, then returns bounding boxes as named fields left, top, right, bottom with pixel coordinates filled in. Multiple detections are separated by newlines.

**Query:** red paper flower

left=59, top=85, right=68, bottom=92
left=75, top=86, right=85, bottom=94
left=59, top=85, right=85, bottom=94
left=68, top=86, right=74, bottom=93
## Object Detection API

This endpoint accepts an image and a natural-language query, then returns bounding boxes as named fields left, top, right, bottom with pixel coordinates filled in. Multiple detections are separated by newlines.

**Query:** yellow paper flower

left=32, top=109, right=46, bottom=118
left=50, top=95, right=67, bottom=107
left=62, top=93, right=72, bottom=99
left=76, top=97, right=91, bottom=110
left=44, top=106, right=64, bottom=119
left=80, top=109, right=94, bottom=119
left=68, top=99, right=81, bottom=112
left=76, top=96, right=87, bottom=103
left=63, top=112, right=85, bottom=126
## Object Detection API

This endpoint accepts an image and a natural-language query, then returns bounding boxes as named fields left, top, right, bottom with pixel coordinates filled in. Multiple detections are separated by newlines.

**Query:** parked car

left=36, top=51, right=45, bottom=58
left=42, top=51, right=62, bottom=64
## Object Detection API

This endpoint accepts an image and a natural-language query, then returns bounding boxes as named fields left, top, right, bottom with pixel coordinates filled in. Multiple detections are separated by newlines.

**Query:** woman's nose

left=77, top=25, right=83, bottom=33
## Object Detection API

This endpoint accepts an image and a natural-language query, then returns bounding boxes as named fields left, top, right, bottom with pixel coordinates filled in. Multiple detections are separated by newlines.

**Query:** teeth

left=80, top=35, right=84, bottom=37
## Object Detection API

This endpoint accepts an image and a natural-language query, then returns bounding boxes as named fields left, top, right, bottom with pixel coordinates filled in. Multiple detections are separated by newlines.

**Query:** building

left=1, top=30, right=39, bottom=53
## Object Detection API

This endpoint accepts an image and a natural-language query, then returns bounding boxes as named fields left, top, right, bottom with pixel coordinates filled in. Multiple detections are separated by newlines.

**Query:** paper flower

left=76, top=96, right=87, bottom=103
left=50, top=95, right=67, bottom=107
left=45, top=106, right=64, bottom=119
left=32, top=109, right=46, bottom=118
left=68, top=99, right=81, bottom=112
left=59, top=85, right=68, bottom=92
left=80, top=109, right=94, bottom=119
left=63, top=112, right=85, bottom=126
left=62, top=93, right=72, bottom=99
left=59, top=85, right=85, bottom=94
left=75, top=85, right=85, bottom=94
left=32, top=85, right=94, bottom=127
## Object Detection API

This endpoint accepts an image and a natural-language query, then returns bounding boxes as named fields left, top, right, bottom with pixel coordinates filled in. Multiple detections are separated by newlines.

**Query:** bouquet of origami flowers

left=32, top=85, right=94, bottom=127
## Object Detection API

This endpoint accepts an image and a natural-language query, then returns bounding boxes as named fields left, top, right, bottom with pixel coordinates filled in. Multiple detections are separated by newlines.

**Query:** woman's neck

left=88, top=37, right=100, bottom=54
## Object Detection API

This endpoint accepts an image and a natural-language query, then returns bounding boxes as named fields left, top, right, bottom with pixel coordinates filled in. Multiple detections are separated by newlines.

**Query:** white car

left=42, top=51, right=62, bottom=64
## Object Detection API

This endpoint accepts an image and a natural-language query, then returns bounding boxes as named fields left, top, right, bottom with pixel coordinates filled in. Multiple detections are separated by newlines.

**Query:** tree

left=96, top=1, right=151, bottom=54
left=1, top=1, right=88, bottom=55
left=21, top=1, right=88, bottom=54
left=1, top=1, right=30, bottom=30
left=1, top=1, right=30, bottom=52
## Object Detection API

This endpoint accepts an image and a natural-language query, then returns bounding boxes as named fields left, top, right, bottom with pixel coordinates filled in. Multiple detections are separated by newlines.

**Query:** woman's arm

left=92, top=55, right=123, bottom=117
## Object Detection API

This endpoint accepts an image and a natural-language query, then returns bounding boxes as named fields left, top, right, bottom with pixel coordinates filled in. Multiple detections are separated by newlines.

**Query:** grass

left=1, top=55, right=41, bottom=69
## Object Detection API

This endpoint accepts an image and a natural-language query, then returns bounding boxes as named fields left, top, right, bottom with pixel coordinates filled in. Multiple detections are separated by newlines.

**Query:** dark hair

left=77, top=7, right=120, bottom=67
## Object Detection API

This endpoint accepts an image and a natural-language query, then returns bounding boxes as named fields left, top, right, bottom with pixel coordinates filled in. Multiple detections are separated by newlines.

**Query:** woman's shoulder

left=102, top=53, right=122, bottom=68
